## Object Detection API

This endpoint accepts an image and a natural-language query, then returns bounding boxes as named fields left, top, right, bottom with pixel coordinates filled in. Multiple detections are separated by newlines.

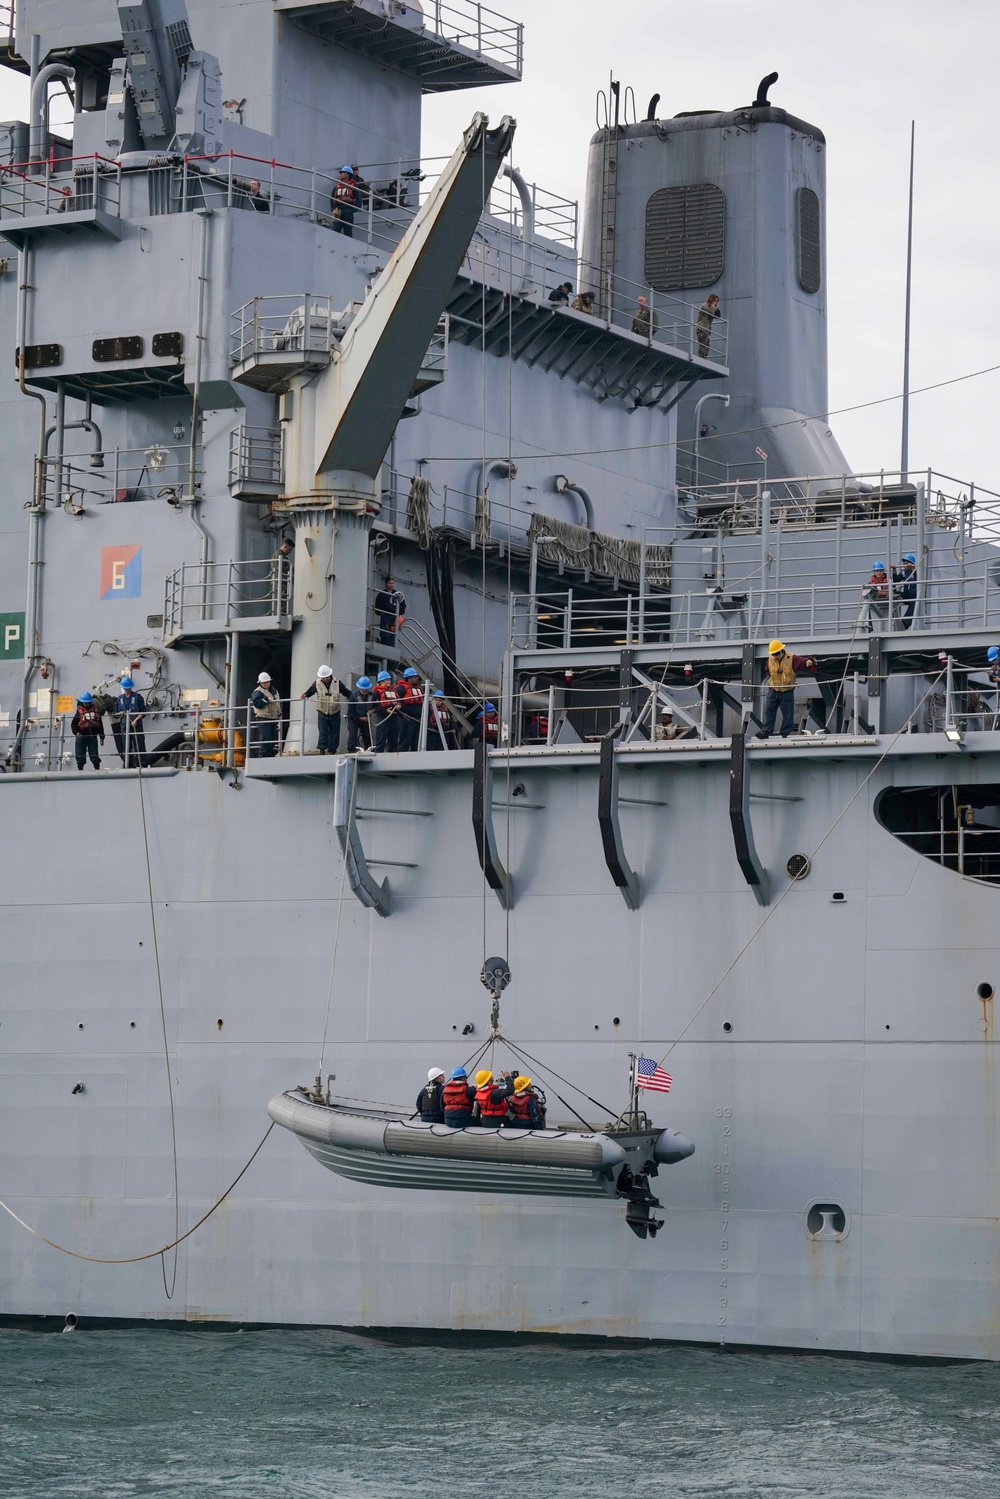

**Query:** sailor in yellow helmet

left=756, top=640, right=817, bottom=739
left=509, top=1076, right=547, bottom=1129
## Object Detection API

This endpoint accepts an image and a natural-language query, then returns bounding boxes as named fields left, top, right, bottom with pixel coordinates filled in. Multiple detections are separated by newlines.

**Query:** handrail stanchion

left=546, top=685, right=555, bottom=747
left=419, top=678, right=432, bottom=750
left=699, top=677, right=708, bottom=741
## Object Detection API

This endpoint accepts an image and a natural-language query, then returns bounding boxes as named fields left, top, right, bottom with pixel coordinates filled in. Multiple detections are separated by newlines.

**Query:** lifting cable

left=649, top=667, right=948, bottom=1076
left=0, top=1124, right=275, bottom=1265
left=135, top=758, right=179, bottom=1299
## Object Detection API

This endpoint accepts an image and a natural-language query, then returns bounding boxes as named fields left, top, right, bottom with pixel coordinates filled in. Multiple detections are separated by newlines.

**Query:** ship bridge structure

left=2, top=0, right=1000, bottom=1363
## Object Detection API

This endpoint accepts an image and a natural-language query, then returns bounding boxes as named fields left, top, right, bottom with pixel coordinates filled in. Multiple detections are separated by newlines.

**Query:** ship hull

left=2, top=750, right=999, bottom=1359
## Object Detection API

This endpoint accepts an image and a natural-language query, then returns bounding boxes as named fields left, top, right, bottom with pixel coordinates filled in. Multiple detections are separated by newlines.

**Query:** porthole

left=786, top=853, right=810, bottom=880
left=722, top=1021, right=733, bottom=1034
left=977, top=982, right=994, bottom=1002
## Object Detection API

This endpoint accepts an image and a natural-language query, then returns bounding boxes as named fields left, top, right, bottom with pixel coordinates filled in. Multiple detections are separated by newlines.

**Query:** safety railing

left=682, top=469, right=1000, bottom=538
left=14, top=701, right=246, bottom=775
left=0, top=1, right=14, bottom=48
left=228, top=424, right=283, bottom=493
left=163, top=558, right=291, bottom=638
left=511, top=562, right=1000, bottom=651
left=40, top=441, right=200, bottom=511
left=0, top=154, right=121, bottom=221
left=229, top=293, right=336, bottom=368
left=244, top=689, right=475, bottom=759
left=417, top=0, right=523, bottom=73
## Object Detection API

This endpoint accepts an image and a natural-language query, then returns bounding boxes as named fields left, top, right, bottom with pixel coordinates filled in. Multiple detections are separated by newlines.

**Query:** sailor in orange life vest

left=472, top=1068, right=515, bottom=1126
left=756, top=640, right=817, bottom=739
left=442, top=1067, right=476, bottom=1127
left=508, top=1076, right=546, bottom=1129
left=71, top=692, right=104, bottom=771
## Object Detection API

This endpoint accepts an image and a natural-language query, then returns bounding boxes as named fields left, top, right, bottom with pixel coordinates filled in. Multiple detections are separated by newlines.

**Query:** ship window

left=797, top=187, right=821, bottom=293
left=875, top=785, right=1000, bottom=886
left=644, top=184, right=725, bottom=292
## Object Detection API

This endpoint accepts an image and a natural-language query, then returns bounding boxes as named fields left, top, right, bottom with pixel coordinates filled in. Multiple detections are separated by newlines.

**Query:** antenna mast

left=900, top=120, right=915, bottom=478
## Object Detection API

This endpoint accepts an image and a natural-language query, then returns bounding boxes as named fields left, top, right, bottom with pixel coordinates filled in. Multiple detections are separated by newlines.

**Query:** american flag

left=636, top=1057, right=673, bottom=1094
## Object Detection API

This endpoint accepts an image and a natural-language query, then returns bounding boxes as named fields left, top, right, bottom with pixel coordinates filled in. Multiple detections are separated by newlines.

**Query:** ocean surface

left=3, top=1327, right=1000, bottom=1498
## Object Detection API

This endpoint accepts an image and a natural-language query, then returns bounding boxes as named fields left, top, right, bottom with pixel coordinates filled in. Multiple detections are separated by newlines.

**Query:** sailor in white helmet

left=416, top=1067, right=446, bottom=1123
left=249, top=671, right=281, bottom=758
left=300, top=664, right=350, bottom=754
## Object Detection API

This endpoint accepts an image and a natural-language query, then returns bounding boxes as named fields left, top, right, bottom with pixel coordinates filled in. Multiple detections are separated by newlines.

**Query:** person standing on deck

left=756, top=641, right=817, bottom=739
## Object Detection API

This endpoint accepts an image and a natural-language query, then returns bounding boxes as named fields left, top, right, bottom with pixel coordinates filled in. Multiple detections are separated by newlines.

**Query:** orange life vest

left=477, top=1083, right=509, bottom=1120
left=442, top=1079, right=472, bottom=1114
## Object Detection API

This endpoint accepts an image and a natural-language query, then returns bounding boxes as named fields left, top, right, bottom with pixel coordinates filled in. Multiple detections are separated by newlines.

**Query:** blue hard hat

left=484, top=701, right=496, bottom=713
left=377, top=670, right=391, bottom=683
left=356, top=676, right=371, bottom=690
left=120, top=676, right=134, bottom=689
left=902, top=553, right=916, bottom=564
left=341, top=164, right=353, bottom=172
left=989, top=648, right=999, bottom=663
left=450, top=1067, right=467, bottom=1080
left=79, top=692, right=93, bottom=703
left=433, top=689, right=445, bottom=697
left=402, top=666, right=418, bottom=678
left=872, top=560, right=885, bottom=571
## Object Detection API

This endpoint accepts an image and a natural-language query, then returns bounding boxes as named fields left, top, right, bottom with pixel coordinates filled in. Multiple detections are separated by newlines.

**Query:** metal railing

left=0, top=154, right=121, bottom=220
left=163, top=558, right=291, bottom=637
left=417, top=0, right=523, bottom=73
left=15, top=701, right=245, bottom=775
left=41, top=441, right=199, bottom=510
left=229, top=293, right=336, bottom=368
left=511, top=562, right=1000, bottom=651
left=228, top=425, right=283, bottom=492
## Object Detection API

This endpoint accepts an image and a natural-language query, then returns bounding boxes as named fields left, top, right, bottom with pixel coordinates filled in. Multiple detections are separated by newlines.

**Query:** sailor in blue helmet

left=371, top=669, right=402, bottom=753
left=866, top=559, right=889, bottom=630
left=347, top=676, right=375, bottom=753
left=427, top=688, right=456, bottom=750
left=472, top=700, right=499, bottom=747
left=892, top=552, right=918, bottom=628
left=442, top=1067, right=476, bottom=1128
left=331, top=164, right=358, bottom=236
left=987, top=646, right=1000, bottom=688
left=70, top=691, right=104, bottom=771
left=115, top=675, right=146, bottom=766
left=395, top=665, right=423, bottom=752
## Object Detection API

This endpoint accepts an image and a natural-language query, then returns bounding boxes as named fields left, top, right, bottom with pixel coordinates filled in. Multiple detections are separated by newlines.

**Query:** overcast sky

left=1, top=0, right=995, bottom=491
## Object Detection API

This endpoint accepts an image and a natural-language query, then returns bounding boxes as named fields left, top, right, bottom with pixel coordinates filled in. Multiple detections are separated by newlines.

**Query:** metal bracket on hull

left=729, top=725, right=770, bottom=906
left=333, top=756, right=392, bottom=918
left=472, top=741, right=512, bottom=909
left=598, top=734, right=641, bottom=910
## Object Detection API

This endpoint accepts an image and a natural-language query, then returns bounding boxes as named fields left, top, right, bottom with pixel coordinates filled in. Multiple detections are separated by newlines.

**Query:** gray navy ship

left=2, top=0, right=1000, bottom=1360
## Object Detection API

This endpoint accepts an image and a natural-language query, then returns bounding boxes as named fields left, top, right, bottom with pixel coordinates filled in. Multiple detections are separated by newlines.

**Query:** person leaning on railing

left=892, top=553, right=917, bottom=628
left=300, top=664, right=350, bottom=753
left=249, top=671, right=282, bottom=758
left=756, top=641, right=817, bottom=739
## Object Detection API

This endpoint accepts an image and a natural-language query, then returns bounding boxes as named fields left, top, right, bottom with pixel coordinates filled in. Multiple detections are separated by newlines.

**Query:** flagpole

left=627, top=1052, right=638, bottom=1128
left=901, top=119, right=915, bottom=479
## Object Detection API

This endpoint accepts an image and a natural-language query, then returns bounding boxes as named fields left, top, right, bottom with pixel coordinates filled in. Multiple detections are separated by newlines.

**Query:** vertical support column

left=867, top=635, right=883, bottom=735
left=619, top=647, right=634, bottom=733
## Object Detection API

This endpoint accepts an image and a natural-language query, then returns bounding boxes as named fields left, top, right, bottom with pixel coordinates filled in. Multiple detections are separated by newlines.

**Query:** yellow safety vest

left=767, top=654, right=796, bottom=691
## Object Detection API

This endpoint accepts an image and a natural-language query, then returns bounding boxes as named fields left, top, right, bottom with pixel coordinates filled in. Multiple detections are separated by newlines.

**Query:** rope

left=406, top=475, right=433, bottom=550
left=650, top=667, right=947, bottom=1073
left=0, top=1124, right=274, bottom=1264
left=135, top=759, right=179, bottom=1299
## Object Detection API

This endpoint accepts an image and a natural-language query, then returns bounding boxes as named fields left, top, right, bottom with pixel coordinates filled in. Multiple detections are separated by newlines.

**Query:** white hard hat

left=428, top=1066, right=445, bottom=1081
left=317, top=665, right=333, bottom=678
left=257, top=672, right=271, bottom=683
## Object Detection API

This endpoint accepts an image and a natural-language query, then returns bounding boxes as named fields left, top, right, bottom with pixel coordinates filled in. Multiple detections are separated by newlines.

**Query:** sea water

left=3, top=1327, right=999, bottom=1498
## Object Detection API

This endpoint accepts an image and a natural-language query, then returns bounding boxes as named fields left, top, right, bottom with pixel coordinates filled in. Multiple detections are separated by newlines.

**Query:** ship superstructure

left=2, top=0, right=1000, bottom=1360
